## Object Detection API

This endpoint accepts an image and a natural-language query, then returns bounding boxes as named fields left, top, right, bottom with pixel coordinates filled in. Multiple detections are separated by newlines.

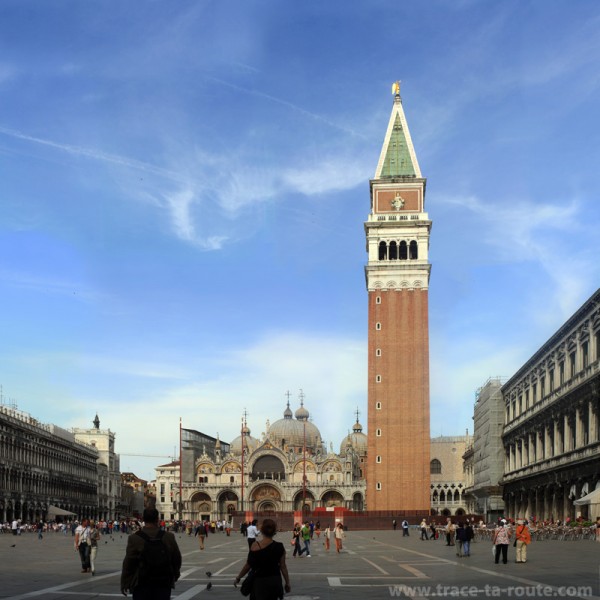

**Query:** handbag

left=240, top=570, right=256, bottom=597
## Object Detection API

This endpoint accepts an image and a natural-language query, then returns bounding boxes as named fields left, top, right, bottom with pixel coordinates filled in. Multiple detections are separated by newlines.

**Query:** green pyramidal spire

left=374, top=84, right=421, bottom=179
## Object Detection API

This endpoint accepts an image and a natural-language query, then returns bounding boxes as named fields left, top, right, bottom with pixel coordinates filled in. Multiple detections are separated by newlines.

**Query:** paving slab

left=0, top=529, right=598, bottom=599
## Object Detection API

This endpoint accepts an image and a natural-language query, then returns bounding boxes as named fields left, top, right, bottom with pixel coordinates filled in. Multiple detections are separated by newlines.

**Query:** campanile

left=365, top=84, right=431, bottom=511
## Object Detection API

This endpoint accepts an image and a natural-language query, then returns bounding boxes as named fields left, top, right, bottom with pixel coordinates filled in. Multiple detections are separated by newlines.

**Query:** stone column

left=575, top=407, right=583, bottom=449
left=544, top=424, right=551, bottom=459
left=553, top=418, right=560, bottom=456
left=564, top=413, right=572, bottom=452
left=589, top=400, right=598, bottom=443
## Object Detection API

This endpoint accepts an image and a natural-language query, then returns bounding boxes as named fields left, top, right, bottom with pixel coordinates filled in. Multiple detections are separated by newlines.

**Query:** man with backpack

left=121, top=507, right=182, bottom=599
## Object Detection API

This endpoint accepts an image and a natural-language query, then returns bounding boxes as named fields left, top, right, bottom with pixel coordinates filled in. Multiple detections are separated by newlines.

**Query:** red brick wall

left=366, top=288, right=431, bottom=511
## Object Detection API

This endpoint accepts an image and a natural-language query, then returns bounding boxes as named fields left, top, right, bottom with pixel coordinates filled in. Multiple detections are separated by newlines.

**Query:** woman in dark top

left=235, top=519, right=291, bottom=600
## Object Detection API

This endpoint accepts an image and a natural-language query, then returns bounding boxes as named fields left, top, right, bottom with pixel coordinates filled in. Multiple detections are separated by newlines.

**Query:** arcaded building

left=430, top=435, right=472, bottom=516
left=0, top=404, right=98, bottom=522
left=365, top=84, right=431, bottom=511
left=501, top=289, right=600, bottom=520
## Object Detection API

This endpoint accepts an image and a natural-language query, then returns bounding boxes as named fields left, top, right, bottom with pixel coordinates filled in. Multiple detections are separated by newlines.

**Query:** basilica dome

left=268, top=402, right=323, bottom=451
left=340, top=420, right=368, bottom=455
left=230, top=424, right=259, bottom=455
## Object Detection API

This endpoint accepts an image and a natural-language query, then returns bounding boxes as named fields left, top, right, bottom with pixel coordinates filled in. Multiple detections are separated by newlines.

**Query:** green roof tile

left=380, top=114, right=416, bottom=177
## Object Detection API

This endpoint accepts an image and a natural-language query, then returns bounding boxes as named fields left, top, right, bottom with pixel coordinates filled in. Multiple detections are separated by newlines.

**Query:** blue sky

left=2, top=1, right=600, bottom=480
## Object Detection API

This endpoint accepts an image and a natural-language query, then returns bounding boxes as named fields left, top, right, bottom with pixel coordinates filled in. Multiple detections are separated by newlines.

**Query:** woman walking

left=323, top=525, right=331, bottom=551
left=492, top=520, right=511, bottom=565
left=89, top=521, right=101, bottom=575
left=292, top=523, right=304, bottom=557
left=235, top=519, right=291, bottom=600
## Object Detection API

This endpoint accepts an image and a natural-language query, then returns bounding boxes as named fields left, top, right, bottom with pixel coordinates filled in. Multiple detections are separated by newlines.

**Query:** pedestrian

left=392, top=518, right=397, bottom=531
left=234, top=518, right=291, bottom=599
left=301, top=521, right=311, bottom=557
left=515, top=519, right=531, bottom=563
left=492, top=520, right=511, bottom=565
left=292, top=523, right=305, bottom=557
left=323, top=524, right=331, bottom=551
left=246, top=519, right=259, bottom=550
left=420, top=519, right=428, bottom=540
left=464, top=521, right=474, bottom=557
left=121, top=507, right=182, bottom=599
left=315, top=520, right=321, bottom=538
left=334, top=522, right=345, bottom=553
left=89, top=521, right=101, bottom=575
left=429, top=522, right=437, bottom=540
left=455, top=522, right=466, bottom=557
left=37, top=520, right=44, bottom=540
left=75, top=519, right=92, bottom=573
left=445, top=518, right=455, bottom=546
left=194, top=521, right=207, bottom=550
left=402, top=519, right=410, bottom=536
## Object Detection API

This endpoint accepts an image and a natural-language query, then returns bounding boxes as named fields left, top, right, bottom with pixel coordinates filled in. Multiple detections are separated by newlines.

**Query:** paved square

left=0, top=529, right=598, bottom=599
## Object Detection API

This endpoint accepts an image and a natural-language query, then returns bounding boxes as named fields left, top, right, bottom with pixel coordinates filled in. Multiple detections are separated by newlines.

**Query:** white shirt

left=247, top=524, right=259, bottom=539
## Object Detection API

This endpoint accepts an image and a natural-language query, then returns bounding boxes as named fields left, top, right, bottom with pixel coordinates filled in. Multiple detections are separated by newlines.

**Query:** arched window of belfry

left=378, top=241, right=387, bottom=260
left=399, top=241, right=408, bottom=260
left=389, top=241, right=397, bottom=260
left=409, top=240, right=418, bottom=259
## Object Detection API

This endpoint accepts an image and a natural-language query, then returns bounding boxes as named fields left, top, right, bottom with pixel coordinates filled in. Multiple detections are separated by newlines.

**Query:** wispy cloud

left=0, top=125, right=184, bottom=182
left=0, top=268, right=105, bottom=302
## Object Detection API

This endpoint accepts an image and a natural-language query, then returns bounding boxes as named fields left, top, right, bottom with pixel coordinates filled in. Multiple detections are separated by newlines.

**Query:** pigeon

left=206, top=582, right=212, bottom=590
left=11, top=544, right=16, bottom=547
left=206, top=572, right=212, bottom=578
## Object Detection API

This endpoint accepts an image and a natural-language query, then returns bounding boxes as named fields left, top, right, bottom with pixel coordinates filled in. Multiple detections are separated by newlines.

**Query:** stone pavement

left=0, top=528, right=598, bottom=599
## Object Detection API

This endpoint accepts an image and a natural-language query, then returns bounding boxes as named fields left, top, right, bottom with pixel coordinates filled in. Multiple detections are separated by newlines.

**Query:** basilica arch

left=321, top=489, right=344, bottom=508
left=250, top=483, right=282, bottom=512
left=217, top=490, right=239, bottom=519
left=252, top=455, right=286, bottom=482
left=293, top=489, right=315, bottom=512
left=190, top=491, right=212, bottom=520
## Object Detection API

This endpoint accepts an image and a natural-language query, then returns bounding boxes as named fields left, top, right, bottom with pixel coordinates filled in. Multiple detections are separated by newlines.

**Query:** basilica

left=157, top=400, right=368, bottom=522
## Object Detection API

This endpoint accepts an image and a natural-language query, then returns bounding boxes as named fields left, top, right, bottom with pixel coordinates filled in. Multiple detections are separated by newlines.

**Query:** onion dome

left=340, top=418, right=368, bottom=456
left=229, top=424, right=259, bottom=455
left=295, top=400, right=309, bottom=421
left=283, top=402, right=293, bottom=419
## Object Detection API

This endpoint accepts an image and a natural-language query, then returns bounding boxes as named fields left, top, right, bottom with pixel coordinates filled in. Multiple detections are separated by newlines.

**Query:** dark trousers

left=78, top=543, right=91, bottom=570
left=421, top=528, right=428, bottom=540
left=132, top=586, right=171, bottom=600
left=247, top=537, right=255, bottom=549
left=495, top=544, right=508, bottom=564
left=403, top=528, right=409, bottom=536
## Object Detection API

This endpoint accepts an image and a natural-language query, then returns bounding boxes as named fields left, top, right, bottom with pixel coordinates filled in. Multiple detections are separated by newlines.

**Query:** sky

left=1, top=1, right=600, bottom=481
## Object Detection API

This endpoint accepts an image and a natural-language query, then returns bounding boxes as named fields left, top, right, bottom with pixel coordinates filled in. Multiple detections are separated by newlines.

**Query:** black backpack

left=136, top=530, right=173, bottom=586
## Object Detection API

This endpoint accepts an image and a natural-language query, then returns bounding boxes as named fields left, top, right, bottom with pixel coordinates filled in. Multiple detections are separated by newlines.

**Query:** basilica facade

left=158, top=401, right=367, bottom=522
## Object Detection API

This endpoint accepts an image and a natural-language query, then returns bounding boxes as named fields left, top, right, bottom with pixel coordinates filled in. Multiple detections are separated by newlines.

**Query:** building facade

left=464, top=377, right=506, bottom=522
left=501, top=289, right=600, bottom=520
left=430, top=435, right=472, bottom=516
left=158, top=401, right=367, bottom=522
left=0, top=404, right=98, bottom=522
left=73, top=415, right=122, bottom=520
left=365, top=84, right=431, bottom=511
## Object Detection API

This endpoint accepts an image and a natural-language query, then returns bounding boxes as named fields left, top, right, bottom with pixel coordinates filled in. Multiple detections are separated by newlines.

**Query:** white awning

left=573, top=487, right=600, bottom=506
left=47, top=505, right=77, bottom=516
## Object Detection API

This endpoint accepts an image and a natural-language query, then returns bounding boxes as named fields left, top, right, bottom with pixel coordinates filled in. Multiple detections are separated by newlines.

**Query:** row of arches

left=378, top=240, right=418, bottom=260
left=186, top=486, right=364, bottom=519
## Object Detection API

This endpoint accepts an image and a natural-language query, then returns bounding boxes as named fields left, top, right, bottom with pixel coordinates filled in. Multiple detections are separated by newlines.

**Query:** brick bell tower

left=365, top=83, right=431, bottom=511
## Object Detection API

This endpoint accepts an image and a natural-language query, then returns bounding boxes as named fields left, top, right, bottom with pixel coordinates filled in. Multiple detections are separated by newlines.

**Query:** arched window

left=378, top=241, right=387, bottom=260
left=389, top=241, right=398, bottom=260
left=399, top=241, right=408, bottom=260
left=409, top=240, right=418, bottom=259
left=430, top=459, right=442, bottom=474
